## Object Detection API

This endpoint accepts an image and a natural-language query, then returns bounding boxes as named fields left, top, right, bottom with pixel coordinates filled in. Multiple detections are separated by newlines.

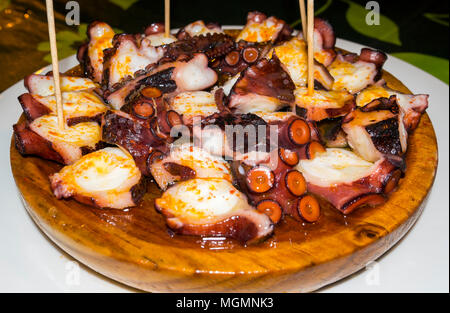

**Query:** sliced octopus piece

left=24, top=74, right=97, bottom=96
left=356, top=84, right=429, bottom=132
left=149, top=143, right=233, bottom=190
left=13, top=115, right=102, bottom=165
left=268, top=37, right=334, bottom=89
left=19, top=91, right=107, bottom=125
left=297, top=148, right=401, bottom=214
left=328, top=49, right=387, bottom=94
left=77, top=21, right=115, bottom=83
left=50, top=147, right=146, bottom=209
left=342, top=97, right=408, bottom=163
left=154, top=178, right=274, bottom=243
left=170, top=91, right=219, bottom=125
left=294, top=87, right=355, bottom=121
left=236, top=11, right=292, bottom=43
left=102, top=33, right=166, bottom=88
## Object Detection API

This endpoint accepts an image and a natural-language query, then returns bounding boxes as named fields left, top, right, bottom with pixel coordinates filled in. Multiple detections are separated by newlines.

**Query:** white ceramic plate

left=0, top=36, right=448, bottom=292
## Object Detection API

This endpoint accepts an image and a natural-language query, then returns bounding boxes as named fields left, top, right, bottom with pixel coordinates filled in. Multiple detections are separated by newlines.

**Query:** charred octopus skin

left=155, top=178, right=274, bottom=243
left=356, top=83, right=429, bottom=132
left=342, top=96, right=408, bottom=163
left=10, top=13, right=433, bottom=244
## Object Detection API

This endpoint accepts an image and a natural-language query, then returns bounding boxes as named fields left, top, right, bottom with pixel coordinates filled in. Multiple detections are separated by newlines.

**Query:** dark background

left=0, top=0, right=448, bottom=91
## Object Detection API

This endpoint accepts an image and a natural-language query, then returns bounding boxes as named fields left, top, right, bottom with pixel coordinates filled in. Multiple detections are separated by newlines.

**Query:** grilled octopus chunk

left=169, top=91, right=219, bottom=125
left=297, top=148, right=402, bottom=214
left=13, top=115, right=102, bottom=165
left=155, top=178, right=274, bottom=243
left=20, top=74, right=106, bottom=126
left=105, top=53, right=217, bottom=109
left=356, top=83, right=429, bottom=132
left=77, top=22, right=115, bottom=83
left=342, top=96, right=408, bottom=163
left=328, top=49, right=387, bottom=93
left=50, top=147, right=146, bottom=209
left=227, top=54, right=295, bottom=113
left=269, top=36, right=335, bottom=89
left=294, top=87, right=355, bottom=121
left=149, top=143, right=233, bottom=190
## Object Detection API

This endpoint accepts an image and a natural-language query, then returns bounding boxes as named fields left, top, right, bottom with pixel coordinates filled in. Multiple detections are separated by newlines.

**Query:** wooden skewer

left=165, top=0, right=170, bottom=38
left=307, top=0, right=315, bottom=95
left=45, top=0, right=64, bottom=130
left=299, top=0, right=307, bottom=39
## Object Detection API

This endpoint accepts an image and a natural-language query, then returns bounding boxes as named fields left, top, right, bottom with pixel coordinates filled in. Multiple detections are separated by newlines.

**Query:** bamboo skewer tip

left=45, top=0, right=65, bottom=130
left=164, top=0, right=170, bottom=38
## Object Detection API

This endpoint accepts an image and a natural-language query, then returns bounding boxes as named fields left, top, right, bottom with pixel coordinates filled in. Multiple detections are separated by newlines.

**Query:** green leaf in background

left=37, top=24, right=89, bottom=63
left=423, top=13, right=449, bottom=27
left=109, top=0, right=139, bottom=10
left=37, top=23, right=124, bottom=64
left=290, top=0, right=333, bottom=28
left=0, top=0, right=10, bottom=11
left=391, top=52, right=449, bottom=84
left=341, top=0, right=401, bottom=46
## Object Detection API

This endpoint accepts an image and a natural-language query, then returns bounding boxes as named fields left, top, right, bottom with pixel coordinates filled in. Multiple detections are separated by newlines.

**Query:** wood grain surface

left=10, top=47, right=438, bottom=292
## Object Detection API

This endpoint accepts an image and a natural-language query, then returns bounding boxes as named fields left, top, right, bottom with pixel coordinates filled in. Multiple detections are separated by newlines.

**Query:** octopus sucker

left=50, top=147, right=145, bottom=209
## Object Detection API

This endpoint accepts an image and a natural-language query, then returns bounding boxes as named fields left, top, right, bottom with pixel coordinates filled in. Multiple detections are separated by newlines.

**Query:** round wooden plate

left=10, top=41, right=438, bottom=292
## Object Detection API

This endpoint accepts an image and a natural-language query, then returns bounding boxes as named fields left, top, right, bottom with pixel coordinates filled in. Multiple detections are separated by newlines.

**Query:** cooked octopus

left=149, top=143, right=233, bottom=190
left=356, top=83, right=429, bottom=131
left=297, top=148, right=401, bottom=214
left=14, top=115, right=102, bottom=165
left=341, top=96, right=408, bottom=163
left=50, top=147, right=146, bottom=209
left=155, top=178, right=274, bottom=243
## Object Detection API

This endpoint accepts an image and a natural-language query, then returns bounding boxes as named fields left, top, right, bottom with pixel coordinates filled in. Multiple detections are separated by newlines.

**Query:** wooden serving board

left=10, top=56, right=438, bottom=292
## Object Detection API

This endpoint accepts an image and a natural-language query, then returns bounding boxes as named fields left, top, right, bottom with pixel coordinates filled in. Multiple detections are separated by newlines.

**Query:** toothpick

left=307, top=0, right=315, bottom=95
left=45, top=0, right=65, bottom=130
left=299, top=0, right=307, bottom=39
left=165, top=0, right=170, bottom=38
